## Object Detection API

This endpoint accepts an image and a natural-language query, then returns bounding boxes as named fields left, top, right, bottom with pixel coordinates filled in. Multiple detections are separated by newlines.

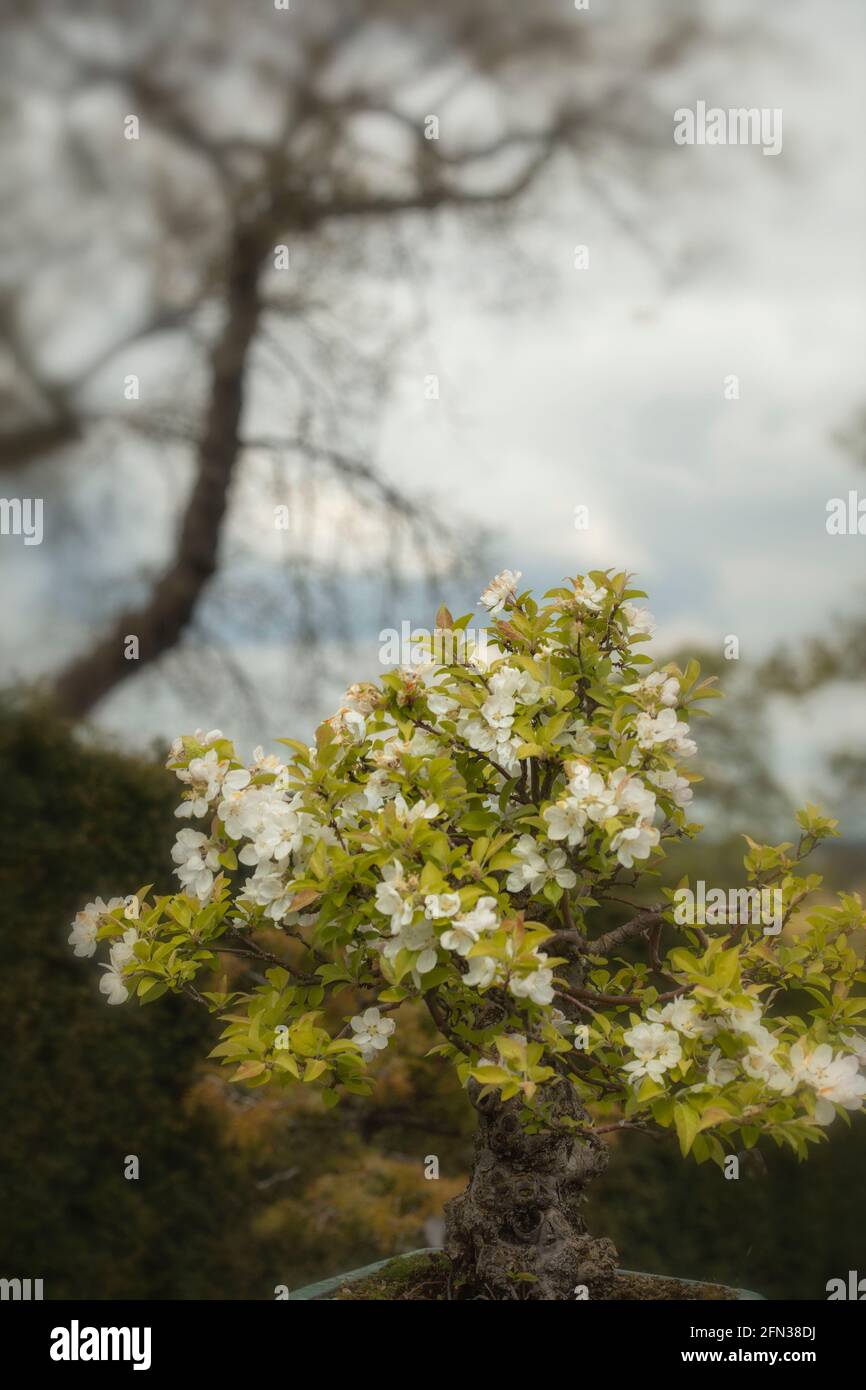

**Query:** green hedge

left=0, top=704, right=252, bottom=1299
left=592, top=1119, right=866, bottom=1300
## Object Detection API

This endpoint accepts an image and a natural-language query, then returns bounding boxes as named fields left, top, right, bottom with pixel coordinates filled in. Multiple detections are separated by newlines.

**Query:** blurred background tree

left=1, top=0, right=705, bottom=725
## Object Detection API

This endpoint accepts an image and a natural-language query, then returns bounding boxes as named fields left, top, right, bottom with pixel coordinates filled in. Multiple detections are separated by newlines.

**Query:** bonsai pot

left=288, top=1247, right=765, bottom=1301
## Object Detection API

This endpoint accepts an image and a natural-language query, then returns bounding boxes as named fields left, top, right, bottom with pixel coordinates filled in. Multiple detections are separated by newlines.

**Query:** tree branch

left=51, top=224, right=266, bottom=716
left=590, top=905, right=663, bottom=957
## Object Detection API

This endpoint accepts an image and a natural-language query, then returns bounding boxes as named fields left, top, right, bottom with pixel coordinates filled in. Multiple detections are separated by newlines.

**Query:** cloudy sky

left=3, top=0, right=864, bottom=805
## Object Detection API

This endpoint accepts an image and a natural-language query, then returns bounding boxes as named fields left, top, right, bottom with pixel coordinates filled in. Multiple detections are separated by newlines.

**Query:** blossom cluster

left=68, top=569, right=866, bottom=1164
left=623, top=998, right=866, bottom=1127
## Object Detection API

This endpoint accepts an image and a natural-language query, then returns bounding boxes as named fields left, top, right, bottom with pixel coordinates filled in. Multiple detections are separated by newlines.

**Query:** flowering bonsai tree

left=70, top=570, right=866, bottom=1300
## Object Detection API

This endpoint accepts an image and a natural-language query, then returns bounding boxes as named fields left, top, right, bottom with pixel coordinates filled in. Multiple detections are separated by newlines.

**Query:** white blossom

left=441, top=896, right=499, bottom=956
left=610, top=823, right=660, bottom=868
left=350, top=1006, right=396, bottom=1060
left=572, top=578, right=607, bottom=612
left=789, top=1041, right=866, bottom=1125
left=424, top=892, right=462, bottom=919
left=98, top=927, right=140, bottom=1006
left=706, top=1047, right=738, bottom=1087
left=622, top=1021, right=682, bottom=1082
left=649, top=769, right=693, bottom=807
left=171, top=828, right=221, bottom=901
left=464, top=955, right=500, bottom=989
left=509, top=964, right=555, bottom=1006
left=382, top=917, right=438, bottom=974
left=635, top=708, right=697, bottom=758
left=648, top=998, right=715, bottom=1040
left=68, top=896, right=123, bottom=958
left=621, top=604, right=656, bottom=636
left=506, top=835, right=577, bottom=893
left=543, top=798, right=587, bottom=847
left=479, top=569, right=521, bottom=616
left=374, top=860, right=415, bottom=932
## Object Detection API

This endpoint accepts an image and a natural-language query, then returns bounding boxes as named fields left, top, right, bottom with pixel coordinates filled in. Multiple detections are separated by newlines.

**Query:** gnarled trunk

left=444, top=1082, right=618, bottom=1300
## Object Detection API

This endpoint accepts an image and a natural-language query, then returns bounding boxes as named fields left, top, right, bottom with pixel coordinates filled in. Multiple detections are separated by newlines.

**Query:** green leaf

left=674, top=1101, right=700, bottom=1156
left=232, top=1060, right=266, bottom=1082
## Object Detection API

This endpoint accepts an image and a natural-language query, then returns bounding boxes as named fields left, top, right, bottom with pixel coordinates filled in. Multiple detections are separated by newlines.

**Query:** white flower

left=374, top=860, right=415, bottom=932
left=648, top=998, right=715, bottom=1040
left=622, top=604, right=656, bottom=636
left=706, top=1047, right=738, bottom=1087
left=488, top=666, right=541, bottom=706
left=789, top=1041, right=866, bottom=1125
left=572, top=578, right=607, bottom=612
left=649, top=769, right=693, bottom=807
left=441, top=896, right=499, bottom=955
left=99, top=965, right=130, bottom=1006
left=564, top=762, right=617, bottom=823
left=635, top=708, right=697, bottom=758
left=98, top=927, right=140, bottom=1006
left=457, top=712, right=499, bottom=755
left=424, top=893, right=462, bottom=919
left=741, top=1026, right=793, bottom=1093
left=624, top=671, right=679, bottom=707
left=350, top=1006, right=396, bottom=1060
left=509, top=965, right=555, bottom=1006
left=725, top=1003, right=766, bottom=1039
left=175, top=749, right=248, bottom=819
left=622, top=1022, right=682, bottom=1082
left=171, top=828, right=221, bottom=901
left=543, top=798, right=587, bottom=847
left=480, top=690, right=516, bottom=732
left=610, top=823, right=660, bottom=868
left=343, top=682, right=381, bottom=716
left=427, top=689, right=459, bottom=718
left=327, top=706, right=367, bottom=744
left=440, top=919, right=481, bottom=956
left=362, top=769, right=398, bottom=812
left=609, top=768, right=657, bottom=822
left=392, top=795, right=440, bottom=824
left=251, top=746, right=285, bottom=775
left=561, top=719, right=595, bottom=755
left=68, top=896, right=123, bottom=958
left=383, top=918, right=438, bottom=974
left=479, top=569, right=522, bottom=616
left=239, top=868, right=297, bottom=924
left=403, top=729, right=440, bottom=757
left=505, top=835, right=577, bottom=893
left=369, top=742, right=403, bottom=772
left=841, top=1032, right=866, bottom=1066
left=464, top=955, right=500, bottom=989
left=109, top=926, right=140, bottom=970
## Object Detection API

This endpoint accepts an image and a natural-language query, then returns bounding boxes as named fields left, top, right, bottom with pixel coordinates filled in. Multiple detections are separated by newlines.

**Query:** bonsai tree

left=70, top=570, right=866, bottom=1300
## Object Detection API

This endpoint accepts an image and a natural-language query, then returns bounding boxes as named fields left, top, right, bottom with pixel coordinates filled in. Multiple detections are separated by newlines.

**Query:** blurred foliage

left=2, top=700, right=864, bottom=1298
left=664, top=646, right=790, bottom=837
left=0, top=699, right=254, bottom=1297
left=593, top=1119, right=866, bottom=1301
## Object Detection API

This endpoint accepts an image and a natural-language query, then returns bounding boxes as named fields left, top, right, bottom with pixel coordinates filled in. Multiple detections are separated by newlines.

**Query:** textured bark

left=444, top=1083, right=618, bottom=1301
left=50, top=226, right=265, bottom=718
